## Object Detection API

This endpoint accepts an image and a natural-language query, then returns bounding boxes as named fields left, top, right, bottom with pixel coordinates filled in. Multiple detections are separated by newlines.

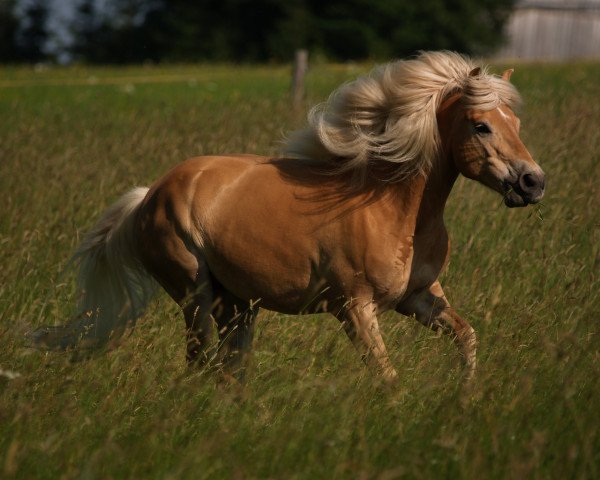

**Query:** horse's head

left=448, top=68, right=545, bottom=207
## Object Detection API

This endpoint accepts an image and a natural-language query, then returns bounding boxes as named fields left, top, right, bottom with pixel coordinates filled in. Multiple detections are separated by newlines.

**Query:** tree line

left=1, top=0, right=516, bottom=63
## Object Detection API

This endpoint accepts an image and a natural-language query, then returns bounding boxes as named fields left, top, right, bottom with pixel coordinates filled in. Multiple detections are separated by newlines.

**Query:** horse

left=30, top=51, right=545, bottom=383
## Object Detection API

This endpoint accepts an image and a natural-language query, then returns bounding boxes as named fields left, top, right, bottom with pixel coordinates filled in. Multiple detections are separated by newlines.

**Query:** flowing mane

left=283, top=51, right=521, bottom=183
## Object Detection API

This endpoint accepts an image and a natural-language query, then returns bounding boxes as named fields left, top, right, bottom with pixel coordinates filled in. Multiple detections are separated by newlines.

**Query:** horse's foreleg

left=398, top=281, right=476, bottom=379
left=339, top=301, right=398, bottom=383
left=213, top=289, right=257, bottom=384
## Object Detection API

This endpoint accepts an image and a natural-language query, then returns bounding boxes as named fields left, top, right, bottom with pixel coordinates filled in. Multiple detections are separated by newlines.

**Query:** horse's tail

left=29, top=187, right=158, bottom=351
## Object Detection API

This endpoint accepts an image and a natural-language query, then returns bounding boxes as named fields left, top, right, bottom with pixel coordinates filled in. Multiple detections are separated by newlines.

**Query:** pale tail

left=29, top=187, right=158, bottom=350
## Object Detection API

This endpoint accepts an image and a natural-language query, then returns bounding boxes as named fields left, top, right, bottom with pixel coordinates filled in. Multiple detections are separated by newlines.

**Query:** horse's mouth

left=503, top=183, right=545, bottom=208
left=503, top=181, right=530, bottom=208
left=504, top=189, right=527, bottom=207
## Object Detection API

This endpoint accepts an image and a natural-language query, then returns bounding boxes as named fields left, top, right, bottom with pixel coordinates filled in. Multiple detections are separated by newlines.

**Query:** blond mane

left=283, top=51, right=521, bottom=183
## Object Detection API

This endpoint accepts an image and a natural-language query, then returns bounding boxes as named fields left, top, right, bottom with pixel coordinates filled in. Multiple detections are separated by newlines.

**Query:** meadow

left=0, top=59, right=599, bottom=479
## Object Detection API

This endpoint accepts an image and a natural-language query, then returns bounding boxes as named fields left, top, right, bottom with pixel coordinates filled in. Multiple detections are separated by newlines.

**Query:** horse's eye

left=474, top=123, right=491, bottom=135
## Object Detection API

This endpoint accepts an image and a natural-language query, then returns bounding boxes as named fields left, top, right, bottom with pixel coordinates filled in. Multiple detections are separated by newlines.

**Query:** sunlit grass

left=0, top=61, right=599, bottom=479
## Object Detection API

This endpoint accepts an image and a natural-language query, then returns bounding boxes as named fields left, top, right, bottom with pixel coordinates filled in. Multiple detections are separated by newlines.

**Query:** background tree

left=13, top=0, right=48, bottom=61
left=71, top=0, right=163, bottom=63
left=0, top=0, right=19, bottom=62
left=158, top=0, right=515, bottom=61
left=5, top=0, right=517, bottom=63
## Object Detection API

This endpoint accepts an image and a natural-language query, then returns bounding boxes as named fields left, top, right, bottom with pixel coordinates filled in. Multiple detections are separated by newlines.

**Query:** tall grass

left=0, top=61, right=599, bottom=479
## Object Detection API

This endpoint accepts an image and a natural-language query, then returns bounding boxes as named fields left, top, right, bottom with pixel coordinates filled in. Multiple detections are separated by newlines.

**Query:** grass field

left=1, top=60, right=599, bottom=479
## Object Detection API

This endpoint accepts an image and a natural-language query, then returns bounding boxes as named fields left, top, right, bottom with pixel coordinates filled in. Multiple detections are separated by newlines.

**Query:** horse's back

left=140, top=154, right=269, bottom=230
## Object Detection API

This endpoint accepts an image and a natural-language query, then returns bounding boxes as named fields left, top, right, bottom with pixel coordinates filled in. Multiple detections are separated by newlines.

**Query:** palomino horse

left=31, top=51, right=545, bottom=383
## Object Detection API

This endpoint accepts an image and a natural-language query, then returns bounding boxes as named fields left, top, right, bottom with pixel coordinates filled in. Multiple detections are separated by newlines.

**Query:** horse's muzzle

left=504, top=167, right=546, bottom=208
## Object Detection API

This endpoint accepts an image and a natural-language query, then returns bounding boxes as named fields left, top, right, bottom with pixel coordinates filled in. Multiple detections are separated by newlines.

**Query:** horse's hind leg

left=139, top=237, right=216, bottom=366
left=338, top=300, right=398, bottom=383
left=182, top=281, right=216, bottom=367
left=161, top=265, right=219, bottom=367
left=212, top=284, right=257, bottom=383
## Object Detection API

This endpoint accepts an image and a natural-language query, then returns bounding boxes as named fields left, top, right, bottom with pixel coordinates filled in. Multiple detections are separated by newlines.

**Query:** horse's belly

left=202, top=238, right=319, bottom=313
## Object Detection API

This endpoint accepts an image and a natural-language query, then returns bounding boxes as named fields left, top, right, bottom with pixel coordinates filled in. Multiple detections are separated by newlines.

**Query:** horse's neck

left=400, top=156, right=457, bottom=235
left=373, top=157, right=455, bottom=241
left=407, top=95, right=461, bottom=231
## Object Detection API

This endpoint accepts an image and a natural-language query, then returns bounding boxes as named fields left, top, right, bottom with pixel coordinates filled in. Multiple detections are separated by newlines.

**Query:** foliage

left=105, top=0, right=517, bottom=62
left=1, top=0, right=516, bottom=63
left=10, top=0, right=48, bottom=61
left=0, top=0, right=19, bottom=61
left=0, top=62, right=599, bottom=478
left=307, top=0, right=515, bottom=60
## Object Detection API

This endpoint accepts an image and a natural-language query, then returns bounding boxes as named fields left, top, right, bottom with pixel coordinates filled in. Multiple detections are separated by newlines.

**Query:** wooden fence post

left=291, top=49, right=308, bottom=109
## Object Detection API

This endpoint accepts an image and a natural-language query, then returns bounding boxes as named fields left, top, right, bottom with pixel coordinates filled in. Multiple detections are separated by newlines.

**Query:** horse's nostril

left=522, top=173, right=536, bottom=189
left=517, top=169, right=545, bottom=201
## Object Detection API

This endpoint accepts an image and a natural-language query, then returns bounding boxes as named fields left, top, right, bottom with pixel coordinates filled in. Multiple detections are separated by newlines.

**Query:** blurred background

left=1, top=0, right=600, bottom=65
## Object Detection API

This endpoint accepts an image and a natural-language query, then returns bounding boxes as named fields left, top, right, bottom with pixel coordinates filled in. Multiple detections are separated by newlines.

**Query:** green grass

left=1, top=61, right=599, bottom=479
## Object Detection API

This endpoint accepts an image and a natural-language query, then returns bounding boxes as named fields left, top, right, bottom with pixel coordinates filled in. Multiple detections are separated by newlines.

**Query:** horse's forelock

left=461, top=74, right=522, bottom=112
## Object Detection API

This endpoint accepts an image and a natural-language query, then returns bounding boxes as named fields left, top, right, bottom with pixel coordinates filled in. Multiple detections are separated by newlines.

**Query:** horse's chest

left=367, top=227, right=449, bottom=307
left=365, top=234, right=415, bottom=306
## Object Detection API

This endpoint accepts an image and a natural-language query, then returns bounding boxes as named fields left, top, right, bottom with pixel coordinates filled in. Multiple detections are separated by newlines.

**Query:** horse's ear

left=502, top=68, right=514, bottom=82
left=469, top=67, right=481, bottom=77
